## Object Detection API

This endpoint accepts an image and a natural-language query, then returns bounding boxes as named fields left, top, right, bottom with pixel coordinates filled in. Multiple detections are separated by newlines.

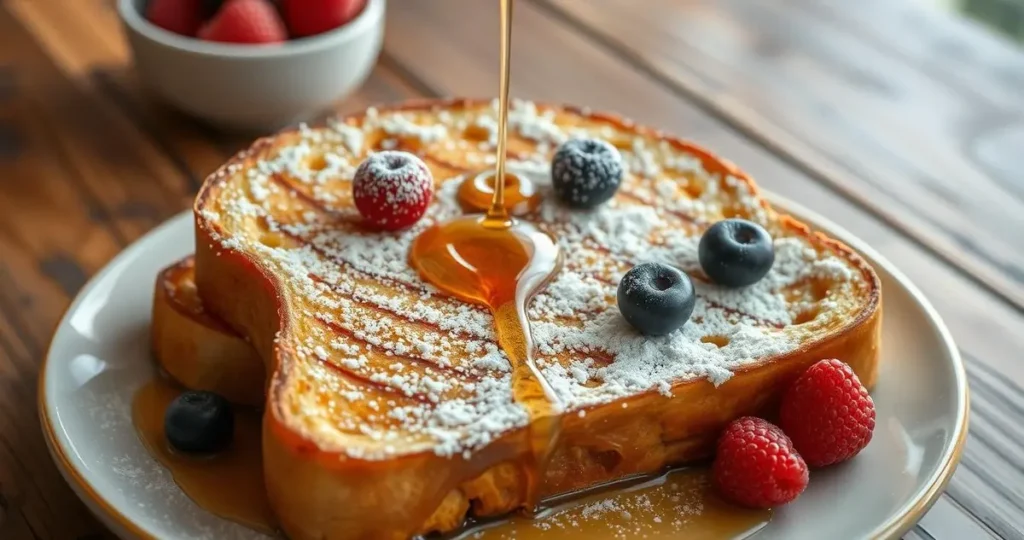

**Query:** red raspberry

left=712, top=416, right=809, bottom=509
left=353, top=151, right=434, bottom=231
left=146, top=0, right=204, bottom=36
left=780, top=359, right=876, bottom=467
left=198, top=0, right=287, bottom=44
left=284, top=0, right=368, bottom=38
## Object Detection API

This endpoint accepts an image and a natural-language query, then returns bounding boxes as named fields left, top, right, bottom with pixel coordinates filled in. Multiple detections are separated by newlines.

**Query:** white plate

left=40, top=195, right=969, bottom=540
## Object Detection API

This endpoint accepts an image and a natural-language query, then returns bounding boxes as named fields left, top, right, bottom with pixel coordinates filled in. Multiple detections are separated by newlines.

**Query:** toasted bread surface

left=192, top=99, right=881, bottom=539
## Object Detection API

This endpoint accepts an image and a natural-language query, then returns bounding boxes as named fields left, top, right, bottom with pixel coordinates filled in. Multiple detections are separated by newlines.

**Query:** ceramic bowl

left=117, top=0, right=385, bottom=132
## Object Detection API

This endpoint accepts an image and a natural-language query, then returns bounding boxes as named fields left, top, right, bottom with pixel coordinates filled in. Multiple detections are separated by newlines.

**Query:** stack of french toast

left=152, top=98, right=880, bottom=539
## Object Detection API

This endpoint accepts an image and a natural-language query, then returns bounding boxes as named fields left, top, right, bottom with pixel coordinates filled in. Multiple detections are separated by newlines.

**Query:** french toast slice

left=192, top=98, right=881, bottom=540
left=152, top=257, right=264, bottom=406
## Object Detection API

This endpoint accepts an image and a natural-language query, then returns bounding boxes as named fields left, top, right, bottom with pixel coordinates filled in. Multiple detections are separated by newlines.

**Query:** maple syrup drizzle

left=131, top=378, right=276, bottom=535
left=492, top=0, right=513, bottom=220
left=410, top=0, right=563, bottom=510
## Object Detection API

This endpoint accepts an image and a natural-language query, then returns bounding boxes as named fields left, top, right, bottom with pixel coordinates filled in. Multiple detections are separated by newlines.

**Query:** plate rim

left=38, top=195, right=970, bottom=540
left=767, top=195, right=970, bottom=539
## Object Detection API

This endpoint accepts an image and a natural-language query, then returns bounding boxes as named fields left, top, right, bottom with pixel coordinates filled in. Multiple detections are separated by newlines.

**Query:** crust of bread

left=190, top=98, right=882, bottom=539
left=151, top=257, right=265, bottom=407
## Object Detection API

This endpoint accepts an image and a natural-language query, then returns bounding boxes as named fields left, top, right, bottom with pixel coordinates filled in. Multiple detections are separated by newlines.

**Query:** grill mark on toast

left=418, top=149, right=532, bottom=172
left=274, top=226, right=441, bottom=299
left=273, top=224, right=488, bottom=313
left=538, top=342, right=617, bottom=368
left=577, top=242, right=709, bottom=282
left=583, top=271, right=786, bottom=329
left=313, top=314, right=483, bottom=382
left=617, top=189, right=704, bottom=225
left=415, top=150, right=707, bottom=227
left=309, top=351, right=434, bottom=405
left=268, top=173, right=351, bottom=219
left=421, top=153, right=476, bottom=173
left=293, top=234, right=493, bottom=321
left=309, top=274, right=492, bottom=344
left=700, top=302, right=786, bottom=329
left=313, top=317, right=468, bottom=404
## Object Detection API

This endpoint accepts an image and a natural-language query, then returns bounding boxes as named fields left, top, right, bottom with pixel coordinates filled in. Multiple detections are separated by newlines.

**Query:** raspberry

left=146, top=0, right=204, bottom=36
left=284, top=0, right=368, bottom=38
left=198, top=0, right=287, bottom=44
left=712, top=416, right=808, bottom=509
left=780, top=359, right=876, bottom=467
left=353, top=151, right=434, bottom=231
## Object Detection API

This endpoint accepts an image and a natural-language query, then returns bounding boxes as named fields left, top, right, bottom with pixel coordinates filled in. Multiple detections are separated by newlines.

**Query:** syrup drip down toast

left=185, top=98, right=880, bottom=539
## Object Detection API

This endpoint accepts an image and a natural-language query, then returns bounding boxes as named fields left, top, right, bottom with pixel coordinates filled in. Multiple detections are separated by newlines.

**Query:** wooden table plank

left=6, top=0, right=129, bottom=78
left=799, top=0, right=1024, bottom=208
left=916, top=496, right=1000, bottom=540
left=0, top=10, right=134, bottom=353
left=380, top=0, right=1022, bottom=537
left=539, top=0, right=1024, bottom=313
left=0, top=5, right=173, bottom=537
left=0, top=7, right=195, bottom=242
left=805, top=0, right=1024, bottom=112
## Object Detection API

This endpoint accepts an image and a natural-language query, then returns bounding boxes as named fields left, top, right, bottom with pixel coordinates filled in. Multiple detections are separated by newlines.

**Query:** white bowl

left=117, top=0, right=385, bottom=132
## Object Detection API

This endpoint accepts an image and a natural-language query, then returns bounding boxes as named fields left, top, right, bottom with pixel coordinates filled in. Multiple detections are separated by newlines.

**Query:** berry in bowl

left=118, top=0, right=385, bottom=132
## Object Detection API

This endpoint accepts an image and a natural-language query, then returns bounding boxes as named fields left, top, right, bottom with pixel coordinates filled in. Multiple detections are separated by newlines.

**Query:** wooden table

left=1, top=0, right=1022, bottom=538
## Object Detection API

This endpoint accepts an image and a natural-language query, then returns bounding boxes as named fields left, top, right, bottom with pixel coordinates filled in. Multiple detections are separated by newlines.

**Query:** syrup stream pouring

left=409, top=0, right=564, bottom=510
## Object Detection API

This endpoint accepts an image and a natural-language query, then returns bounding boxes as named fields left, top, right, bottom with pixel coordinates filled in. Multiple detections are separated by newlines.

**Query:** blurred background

left=941, top=0, right=1024, bottom=42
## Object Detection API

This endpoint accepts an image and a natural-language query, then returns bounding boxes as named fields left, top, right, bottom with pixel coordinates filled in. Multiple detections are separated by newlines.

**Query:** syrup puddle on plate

left=445, top=469, right=771, bottom=539
left=131, top=377, right=277, bottom=535
left=134, top=379, right=770, bottom=539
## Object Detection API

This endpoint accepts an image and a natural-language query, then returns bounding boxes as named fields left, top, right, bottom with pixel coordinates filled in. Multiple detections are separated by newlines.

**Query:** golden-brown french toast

left=152, top=257, right=264, bottom=407
left=192, top=98, right=881, bottom=539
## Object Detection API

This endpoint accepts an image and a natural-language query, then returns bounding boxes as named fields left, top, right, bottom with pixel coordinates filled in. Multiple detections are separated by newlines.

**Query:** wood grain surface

left=0, top=0, right=1021, bottom=538
left=542, top=0, right=1024, bottom=312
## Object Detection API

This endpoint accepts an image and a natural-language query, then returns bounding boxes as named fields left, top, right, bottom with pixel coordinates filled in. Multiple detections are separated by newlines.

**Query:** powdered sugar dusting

left=353, top=151, right=432, bottom=206
left=201, top=100, right=868, bottom=458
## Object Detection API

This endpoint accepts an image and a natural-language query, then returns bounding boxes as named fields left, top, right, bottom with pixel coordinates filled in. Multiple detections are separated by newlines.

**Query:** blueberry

left=551, top=138, right=623, bottom=208
left=698, top=219, right=775, bottom=287
left=164, top=391, right=234, bottom=454
left=617, top=262, right=696, bottom=336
